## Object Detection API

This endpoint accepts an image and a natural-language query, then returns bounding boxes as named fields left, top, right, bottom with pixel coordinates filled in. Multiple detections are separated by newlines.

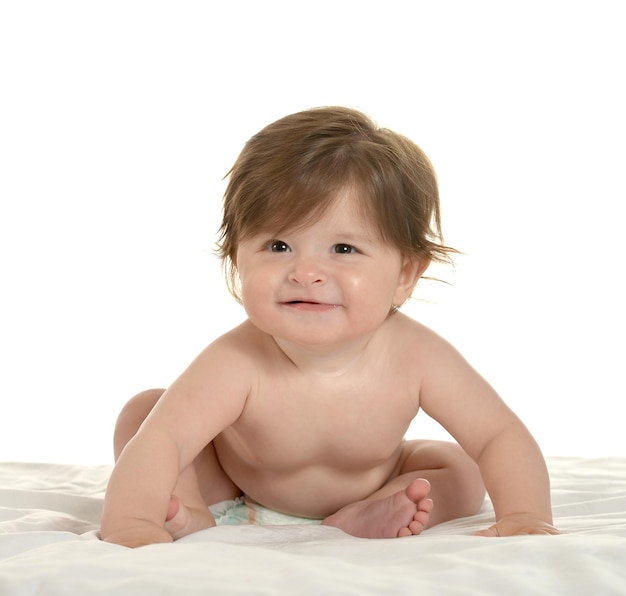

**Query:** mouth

left=282, top=300, right=338, bottom=312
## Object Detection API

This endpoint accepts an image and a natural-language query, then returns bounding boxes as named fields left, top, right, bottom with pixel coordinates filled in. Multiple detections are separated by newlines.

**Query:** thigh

left=384, top=439, right=485, bottom=523
left=394, top=439, right=476, bottom=477
left=193, top=439, right=243, bottom=505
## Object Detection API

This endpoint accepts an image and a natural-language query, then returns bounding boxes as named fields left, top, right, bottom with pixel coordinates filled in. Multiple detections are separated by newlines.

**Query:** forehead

left=278, top=187, right=380, bottom=236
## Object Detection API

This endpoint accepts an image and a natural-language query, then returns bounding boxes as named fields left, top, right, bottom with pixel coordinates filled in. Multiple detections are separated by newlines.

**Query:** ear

left=392, top=256, right=430, bottom=307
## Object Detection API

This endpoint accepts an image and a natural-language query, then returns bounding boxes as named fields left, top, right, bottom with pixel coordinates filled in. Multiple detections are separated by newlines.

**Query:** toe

left=414, top=509, right=429, bottom=524
left=408, top=519, right=425, bottom=535
left=405, top=478, right=431, bottom=504
left=165, top=495, right=180, bottom=522
left=420, top=498, right=434, bottom=513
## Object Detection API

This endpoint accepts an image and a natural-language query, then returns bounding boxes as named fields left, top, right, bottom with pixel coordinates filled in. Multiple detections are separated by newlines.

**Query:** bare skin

left=111, top=384, right=483, bottom=543
left=101, top=194, right=557, bottom=547
left=167, top=479, right=433, bottom=540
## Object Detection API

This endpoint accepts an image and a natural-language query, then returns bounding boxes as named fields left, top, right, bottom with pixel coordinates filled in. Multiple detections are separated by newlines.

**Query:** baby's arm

left=419, top=334, right=558, bottom=536
left=470, top=418, right=557, bottom=536
left=100, top=424, right=181, bottom=546
left=100, top=339, right=251, bottom=547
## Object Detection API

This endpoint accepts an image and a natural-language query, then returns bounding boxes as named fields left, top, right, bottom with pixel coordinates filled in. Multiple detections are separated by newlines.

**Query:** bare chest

left=224, top=372, right=419, bottom=469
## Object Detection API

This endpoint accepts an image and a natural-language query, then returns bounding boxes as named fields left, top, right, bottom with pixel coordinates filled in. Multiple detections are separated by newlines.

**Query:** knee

left=409, top=440, right=486, bottom=513
left=443, top=443, right=486, bottom=512
left=113, top=388, right=165, bottom=458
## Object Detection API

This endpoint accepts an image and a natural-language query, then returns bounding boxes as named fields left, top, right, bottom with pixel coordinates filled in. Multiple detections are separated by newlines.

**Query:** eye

left=332, top=243, right=357, bottom=254
left=268, top=240, right=291, bottom=253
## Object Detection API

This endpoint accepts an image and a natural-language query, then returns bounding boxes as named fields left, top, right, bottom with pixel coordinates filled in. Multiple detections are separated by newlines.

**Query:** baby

left=101, top=106, right=558, bottom=547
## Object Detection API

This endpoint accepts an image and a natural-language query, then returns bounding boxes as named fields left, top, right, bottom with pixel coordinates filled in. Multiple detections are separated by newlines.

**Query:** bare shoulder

left=206, top=320, right=276, bottom=365
left=182, top=320, right=280, bottom=389
left=396, top=313, right=504, bottom=414
left=165, top=321, right=266, bottom=399
left=392, top=312, right=460, bottom=356
left=139, top=321, right=273, bottom=456
left=389, top=312, right=477, bottom=387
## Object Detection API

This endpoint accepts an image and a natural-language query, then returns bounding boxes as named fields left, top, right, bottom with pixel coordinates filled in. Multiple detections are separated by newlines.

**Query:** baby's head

left=217, top=106, right=455, bottom=302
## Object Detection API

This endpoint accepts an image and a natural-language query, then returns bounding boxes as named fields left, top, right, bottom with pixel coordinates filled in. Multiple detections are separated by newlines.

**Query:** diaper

left=209, top=496, right=321, bottom=527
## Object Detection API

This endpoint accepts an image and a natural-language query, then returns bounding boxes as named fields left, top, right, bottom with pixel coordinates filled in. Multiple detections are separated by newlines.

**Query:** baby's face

left=234, top=191, right=417, bottom=351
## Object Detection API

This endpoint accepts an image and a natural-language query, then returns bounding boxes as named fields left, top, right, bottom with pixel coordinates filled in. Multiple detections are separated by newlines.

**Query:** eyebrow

left=331, top=232, right=377, bottom=244
left=332, top=221, right=386, bottom=240
left=254, top=220, right=382, bottom=245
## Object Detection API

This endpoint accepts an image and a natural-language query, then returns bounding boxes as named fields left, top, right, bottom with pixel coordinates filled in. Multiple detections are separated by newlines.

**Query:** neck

left=272, top=335, right=375, bottom=378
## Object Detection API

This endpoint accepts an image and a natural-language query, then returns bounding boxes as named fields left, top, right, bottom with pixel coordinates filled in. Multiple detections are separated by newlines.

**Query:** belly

left=214, top=434, right=403, bottom=518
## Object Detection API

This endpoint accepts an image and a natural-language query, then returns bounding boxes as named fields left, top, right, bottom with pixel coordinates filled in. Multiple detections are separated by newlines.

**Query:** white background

left=1, top=1, right=624, bottom=464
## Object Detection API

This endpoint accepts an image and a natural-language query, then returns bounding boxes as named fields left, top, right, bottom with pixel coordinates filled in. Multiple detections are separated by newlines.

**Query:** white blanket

left=1, top=457, right=625, bottom=595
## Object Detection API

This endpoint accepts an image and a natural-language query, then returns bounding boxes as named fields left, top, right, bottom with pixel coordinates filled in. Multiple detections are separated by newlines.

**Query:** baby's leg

left=322, top=440, right=485, bottom=538
left=113, top=389, right=242, bottom=540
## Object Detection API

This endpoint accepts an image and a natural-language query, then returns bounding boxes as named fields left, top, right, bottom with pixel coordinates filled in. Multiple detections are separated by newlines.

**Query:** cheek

left=240, top=275, right=266, bottom=307
left=238, top=267, right=278, bottom=320
left=343, top=269, right=400, bottom=309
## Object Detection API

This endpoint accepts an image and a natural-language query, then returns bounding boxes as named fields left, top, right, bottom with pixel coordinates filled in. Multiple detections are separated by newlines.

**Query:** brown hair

left=217, top=106, right=456, bottom=302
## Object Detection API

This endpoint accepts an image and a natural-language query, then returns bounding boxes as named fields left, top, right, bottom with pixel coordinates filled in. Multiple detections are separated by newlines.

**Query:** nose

left=288, top=256, right=327, bottom=286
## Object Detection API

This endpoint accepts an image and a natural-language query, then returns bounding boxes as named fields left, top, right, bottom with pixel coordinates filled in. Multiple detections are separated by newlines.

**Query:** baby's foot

left=164, top=495, right=216, bottom=540
left=321, top=478, right=433, bottom=539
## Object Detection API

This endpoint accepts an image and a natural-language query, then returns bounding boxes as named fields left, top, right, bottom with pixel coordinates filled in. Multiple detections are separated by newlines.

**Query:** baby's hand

left=101, top=521, right=173, bottom=548
left=475, top=514, right=559, bottom=537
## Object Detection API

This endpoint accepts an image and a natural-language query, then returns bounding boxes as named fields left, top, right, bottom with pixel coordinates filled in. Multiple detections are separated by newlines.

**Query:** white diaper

left=209, top=496, right=321, bottom=526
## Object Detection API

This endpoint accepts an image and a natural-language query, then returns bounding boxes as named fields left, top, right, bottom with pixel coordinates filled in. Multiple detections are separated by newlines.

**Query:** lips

left=281, top=300, right=338, bottom=312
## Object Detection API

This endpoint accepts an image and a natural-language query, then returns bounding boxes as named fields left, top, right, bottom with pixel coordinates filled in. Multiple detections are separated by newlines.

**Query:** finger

left=474, top=525, right=499, bottom=537
left=528, top=527, right=560, bottom=536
